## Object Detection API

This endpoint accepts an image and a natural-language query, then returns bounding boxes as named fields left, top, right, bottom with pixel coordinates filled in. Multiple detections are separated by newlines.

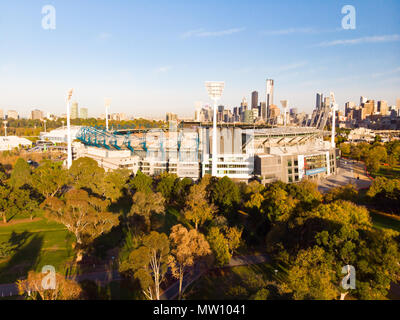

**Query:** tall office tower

left=396, top=98, right=400, bottom=110
left=377, top=100, right=388, bottom=116
left=290, top=108, right=297, bottom=116
left=166, top=112, right=178, bottom=122
left=360, top=96, right=367, bottom=106
left=240, top=97, right=248, bottom=111
left=31, top=109, right=44, bottom=120
left=251, top=91, right=259, bottom=110
left=266, top=79, right=274, bottom=120
left=260, top=102, right=267, bottom=120
left=80, top=107, right=88, bottom=119
left=71, top=102, right=79, bottom=119
left=363, top=100, right=374, bottom=117
left=0, top=109, right=3, bottom=119
left=316, top=93, right=323, bottom=109
left=345, top=102, right=356, bottom=117
left=323, top=97, right=330, bottom=108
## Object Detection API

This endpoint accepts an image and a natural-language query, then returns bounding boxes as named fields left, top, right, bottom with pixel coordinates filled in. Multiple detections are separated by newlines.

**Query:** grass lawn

left=369, top=209, right=400, bottom=233
left=372, top=165, right=400, bottom=179
left=185, top=262, right=286, bottom=300
left=0, top=218, right=75, bottom=284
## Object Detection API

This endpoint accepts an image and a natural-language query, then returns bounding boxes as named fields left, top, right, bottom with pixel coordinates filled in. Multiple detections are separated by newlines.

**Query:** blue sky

left=0, top=0, right=399, bottom=118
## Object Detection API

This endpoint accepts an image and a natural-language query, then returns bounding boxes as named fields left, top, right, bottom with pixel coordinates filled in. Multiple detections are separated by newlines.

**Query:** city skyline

left=0, top=0, right=399, bottom=118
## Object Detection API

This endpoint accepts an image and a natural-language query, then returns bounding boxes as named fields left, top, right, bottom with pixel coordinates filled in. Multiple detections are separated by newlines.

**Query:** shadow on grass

left=0, top=232, right=44, bottom=283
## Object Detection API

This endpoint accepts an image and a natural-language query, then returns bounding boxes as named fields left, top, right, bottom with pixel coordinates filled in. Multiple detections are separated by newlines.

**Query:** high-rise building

left=363, top=100, right=374, bottom=118
left=71, top=102, right=79, bottom=119
left=377, top=100, right=388, bottom=116
left=360, top=96, right=367, bottom=106
left=316, top=93, right=323, bottom=109
left=266, top=79, right=274, bottom=120
left=345, top=102, right=356, bottom=117
left=80, top=107, right=88, bottom=119
left=260, top=102, right=267, bottom=120
left=7, top=110, right=19, bottom=120
left=396, top=98, right=400, bottom=110
left=166, top=112, right=178, bottom=122
left=0, top=109, right=3, bottom=120
left=251, top=91, right=258, bottom=110
left=31, top=109, right=44, bottom=120
left=240, top=97, right=248, bottom=111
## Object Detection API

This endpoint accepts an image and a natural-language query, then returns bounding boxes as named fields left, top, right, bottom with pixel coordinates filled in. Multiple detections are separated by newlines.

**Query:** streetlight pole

left=205, top=81, right=225, bottom=177
left=66, top=89, right=74, bottom=169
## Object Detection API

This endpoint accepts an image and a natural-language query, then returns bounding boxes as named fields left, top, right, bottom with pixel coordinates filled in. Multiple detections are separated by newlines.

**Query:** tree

left=17, top=271, right=82, bottom=300
left=172, top=177, right=193, bottom=207
left=31, top=160, right=69, bottom=198
left=120, top=231, right=170, bottom=300
left=184, top=183, right=217, bottom=230
left=156, top=173, right=178, bottom=203
left=282, top=246, right=338, bottom=300
left=128, top=191, right=165, bottom=231
left=69, top=157, right=105, bottom=195
left=101, top=169, right=130, bottom=202
left=168, top=224, right=211, bottom=299
left=9, top=158, right=31, bottom=188
left=224, top=226, right=242, bottom=255
left=207, top=227, right=231, bottom=266
left=0, top=185, right=12, bottom=223
left=42, top=189, right=119, bottom=261
left=129, top=170, right=153, bottom=194
left=323, top=184, right=358, bottom=203
left=262, top=186, right=297, bottom=223
left=339, top=143, right=351, bottom=155
left=211, top=176, right=241, bottom=214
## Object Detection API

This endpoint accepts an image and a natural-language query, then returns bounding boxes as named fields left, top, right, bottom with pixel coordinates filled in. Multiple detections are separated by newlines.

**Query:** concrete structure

left=80, top=108, right=88, bottom=119
left=0, top=136, right=32, bottom=151
left=266, top=79, right=274, bottom=121
left=40, top=126, right=82, bottom=144
left=251, top=91, right=258, bottom=110
left=0, top=109, right=3, bottom=120
left=6, top=110, right=19, bottom=120
left=31, top=109, right=44, bottom=120
left=71, top=102, right=79, bottom=120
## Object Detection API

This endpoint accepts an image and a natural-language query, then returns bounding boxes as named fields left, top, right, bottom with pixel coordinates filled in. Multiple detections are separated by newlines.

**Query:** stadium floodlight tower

left=105, top=98, right=111, bottom=131
left=280, top=100, right=288, bottom=127
left=66, top=89, right=74, bottom=169
left=330, top=92, right=337, bottom=149
left=205, top=81, right=225, bottom=177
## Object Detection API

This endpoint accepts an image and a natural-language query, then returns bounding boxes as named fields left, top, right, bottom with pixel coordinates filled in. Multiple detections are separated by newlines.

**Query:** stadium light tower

left=330, top=92, right=337, bottom=149
left=105, top=98, right=111, bottom=131
left=205, top=81, right=225, bottom=177
left=281, top=100, right=288, bottom=127
left=66, top=89, right=74, bottom=169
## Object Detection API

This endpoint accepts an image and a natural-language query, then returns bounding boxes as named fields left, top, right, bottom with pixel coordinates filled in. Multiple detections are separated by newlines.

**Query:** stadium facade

left=72, top=124, right=338, bottom=183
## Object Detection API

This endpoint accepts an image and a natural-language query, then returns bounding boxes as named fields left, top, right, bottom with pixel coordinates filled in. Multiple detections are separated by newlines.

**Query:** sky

left=0, top=0, right=399, bottom=119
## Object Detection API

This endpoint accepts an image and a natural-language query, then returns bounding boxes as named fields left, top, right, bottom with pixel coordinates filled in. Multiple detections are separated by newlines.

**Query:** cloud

left=371, top=67, right=400, bottom=78
left=262, top=27, right=316, bottom=36
left=155, top=66, right=172, bottom=73
left=181, top=28, right=245, bottom=39
left=316, top=34, right=400, bottom=47
left=278, top=61, right=308, bottom=72
left=97, top=32, right=112, bottom=40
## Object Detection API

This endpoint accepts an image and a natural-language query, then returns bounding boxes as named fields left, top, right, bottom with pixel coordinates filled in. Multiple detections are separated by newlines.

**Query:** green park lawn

left=372, top=165, right=400, bottom=179
left=369, top=209, right=400, bottom=233
left=0, top=218, right=75, bottom=284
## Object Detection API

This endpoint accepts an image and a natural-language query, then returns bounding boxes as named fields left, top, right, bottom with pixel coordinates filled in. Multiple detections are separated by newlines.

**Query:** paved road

left=160, top=254, right=271, bottom=300
left=318, top=158, right=372, bottom=193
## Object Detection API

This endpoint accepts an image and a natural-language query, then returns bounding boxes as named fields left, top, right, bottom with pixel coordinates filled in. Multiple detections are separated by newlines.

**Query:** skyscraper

left=0, top=109, right=4, bottom=120
left=360, top=96, right=367, bottom=106
left=31, top=109, right=44, bottom=120
left=316, top=93, right=323, bottom=109
left=260, top=102, right=267, bottom=120
left=251, top=91, right=258, bottom=110
left=266, top=79, right=274, bottom=121
left=80, top=107, right=88, bottom=119
left=396, top=98, right=400, bottom=110
left=377, top=101, right=388, bottom=116
left=71, top=102, right=79, bottom=119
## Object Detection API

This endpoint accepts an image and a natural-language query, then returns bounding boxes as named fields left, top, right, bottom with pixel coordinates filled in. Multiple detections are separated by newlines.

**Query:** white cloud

left=262, top=27, right=316, bottom=35
left=97, top=32, right=112, bottom=40
left=155, top=66, right=172, bottom=73
left=372, top=67, right=400, bottom=78
left=181, top=28, right=245, bottom=39
left=316, top=34, right=400, bottom=47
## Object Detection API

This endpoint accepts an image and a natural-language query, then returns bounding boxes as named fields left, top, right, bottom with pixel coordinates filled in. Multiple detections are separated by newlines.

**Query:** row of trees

left=2, top=154, right=400, bottom=300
